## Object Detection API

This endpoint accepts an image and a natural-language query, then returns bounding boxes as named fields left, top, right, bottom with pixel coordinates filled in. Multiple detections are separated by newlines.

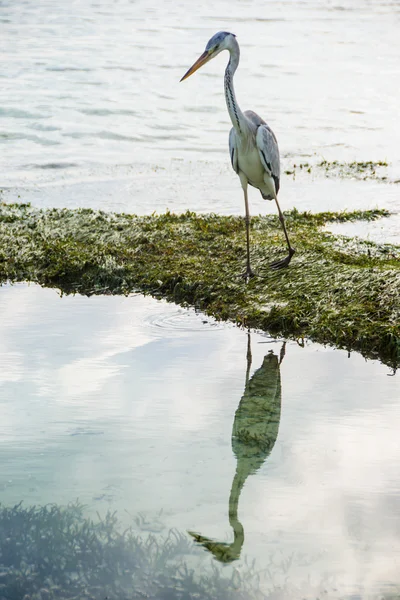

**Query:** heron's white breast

left=237, top=144, right=274, bottom=198
left=237, top=145, right=263, bottom=184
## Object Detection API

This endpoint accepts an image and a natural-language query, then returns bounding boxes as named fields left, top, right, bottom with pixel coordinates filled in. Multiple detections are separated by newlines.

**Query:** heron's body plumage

left=229, top=114, right=280, bottom=201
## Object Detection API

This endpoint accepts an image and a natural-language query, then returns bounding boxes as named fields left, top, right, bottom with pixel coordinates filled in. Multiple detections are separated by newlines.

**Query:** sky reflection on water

left=0, top=284, right=399, bottom=596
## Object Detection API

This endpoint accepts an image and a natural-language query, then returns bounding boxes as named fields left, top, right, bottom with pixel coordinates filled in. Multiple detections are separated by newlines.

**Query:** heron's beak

left=180, top=50, right=211, bottom=82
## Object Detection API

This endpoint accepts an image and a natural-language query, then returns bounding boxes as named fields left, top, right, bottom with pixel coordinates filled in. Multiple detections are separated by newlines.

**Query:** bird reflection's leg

left=239, top=185, right=256, bottom=282
left=270, top=197, right=295, bottom=270
left=245, top=330, right=252, bottom=387
left=279, top=341, right=286, bottom=365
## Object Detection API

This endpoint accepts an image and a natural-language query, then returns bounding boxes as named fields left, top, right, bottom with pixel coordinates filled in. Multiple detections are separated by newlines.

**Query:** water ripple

left=143, top=307, right=226, bottom=334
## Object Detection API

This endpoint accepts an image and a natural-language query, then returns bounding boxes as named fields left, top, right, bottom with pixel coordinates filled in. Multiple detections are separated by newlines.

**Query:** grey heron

left=181, top=31, right=295, bottom=280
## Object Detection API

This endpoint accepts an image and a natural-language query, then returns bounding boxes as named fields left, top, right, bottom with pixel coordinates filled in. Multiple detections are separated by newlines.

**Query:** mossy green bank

left=1, top=202, right=399, bottom=368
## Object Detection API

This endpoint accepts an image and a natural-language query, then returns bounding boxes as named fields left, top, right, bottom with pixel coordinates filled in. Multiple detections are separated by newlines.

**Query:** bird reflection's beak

left=180, top=50, right=211, bottom=82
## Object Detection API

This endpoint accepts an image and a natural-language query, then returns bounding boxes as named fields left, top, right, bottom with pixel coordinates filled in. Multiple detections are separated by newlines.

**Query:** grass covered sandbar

left=0, top=202, right=399, bottom=368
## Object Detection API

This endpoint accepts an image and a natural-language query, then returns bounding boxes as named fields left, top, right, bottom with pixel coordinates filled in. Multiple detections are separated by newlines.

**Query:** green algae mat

left=1, top=202, right=399, bottom=368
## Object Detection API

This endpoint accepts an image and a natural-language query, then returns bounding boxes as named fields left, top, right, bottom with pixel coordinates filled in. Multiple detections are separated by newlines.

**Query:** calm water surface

left=1, top=284, right=400, bottom=597
left=1, top=0, right=400, bottom=241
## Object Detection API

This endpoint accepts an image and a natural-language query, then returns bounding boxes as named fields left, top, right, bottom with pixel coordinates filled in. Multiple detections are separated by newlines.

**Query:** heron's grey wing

left=256, top=124, right=280, bottom=195
left=229, top=127, right=239, bottom=175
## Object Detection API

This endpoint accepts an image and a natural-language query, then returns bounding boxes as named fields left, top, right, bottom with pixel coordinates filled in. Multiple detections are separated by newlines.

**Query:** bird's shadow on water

left=188, top=333, right=285, bottom=563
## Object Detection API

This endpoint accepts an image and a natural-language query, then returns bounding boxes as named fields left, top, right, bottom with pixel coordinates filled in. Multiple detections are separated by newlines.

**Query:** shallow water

left=0, top=284, right=399, bottom=598
left=1, top=0, right=400, bottom=242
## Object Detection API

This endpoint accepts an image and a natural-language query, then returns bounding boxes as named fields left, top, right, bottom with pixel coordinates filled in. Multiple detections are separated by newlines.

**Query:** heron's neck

left=224, top=40, right=247, bottom=134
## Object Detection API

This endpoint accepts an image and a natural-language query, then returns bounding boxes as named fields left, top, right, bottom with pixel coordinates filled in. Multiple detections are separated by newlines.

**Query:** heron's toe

left=238, top=268, right=257, bottom=283
left=270, top=248, right=295, bottom=270
left=270, top=255, right=291, bottom=270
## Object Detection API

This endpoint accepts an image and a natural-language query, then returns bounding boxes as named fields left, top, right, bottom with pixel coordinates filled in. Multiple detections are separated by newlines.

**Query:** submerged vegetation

left=1, top=502, right=399, bottom=600
left=0, top=502, right=263, bottom=600
left=0, top=202, right=399, bottom=368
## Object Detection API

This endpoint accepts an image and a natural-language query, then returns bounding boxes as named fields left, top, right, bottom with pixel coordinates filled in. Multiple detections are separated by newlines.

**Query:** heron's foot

left=270, top=248, right=295, bottom=271
left=238, top=266, right=257, bottom=283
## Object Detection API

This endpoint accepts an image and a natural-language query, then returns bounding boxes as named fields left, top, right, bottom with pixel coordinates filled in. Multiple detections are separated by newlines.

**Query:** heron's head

left=180, top=31, right=236, bottom=82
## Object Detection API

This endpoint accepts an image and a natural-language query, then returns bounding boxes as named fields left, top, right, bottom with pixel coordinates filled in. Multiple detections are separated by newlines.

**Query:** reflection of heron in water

left=189, top=334, right=285, bottom=563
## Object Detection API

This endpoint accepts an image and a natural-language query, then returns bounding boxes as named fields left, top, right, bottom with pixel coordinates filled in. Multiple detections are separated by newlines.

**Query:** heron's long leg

left=270, top=196, right=295, bottom=270
left=239, top=186, right=256, bottom=281
left=244, top=188, right=252, bottom=271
